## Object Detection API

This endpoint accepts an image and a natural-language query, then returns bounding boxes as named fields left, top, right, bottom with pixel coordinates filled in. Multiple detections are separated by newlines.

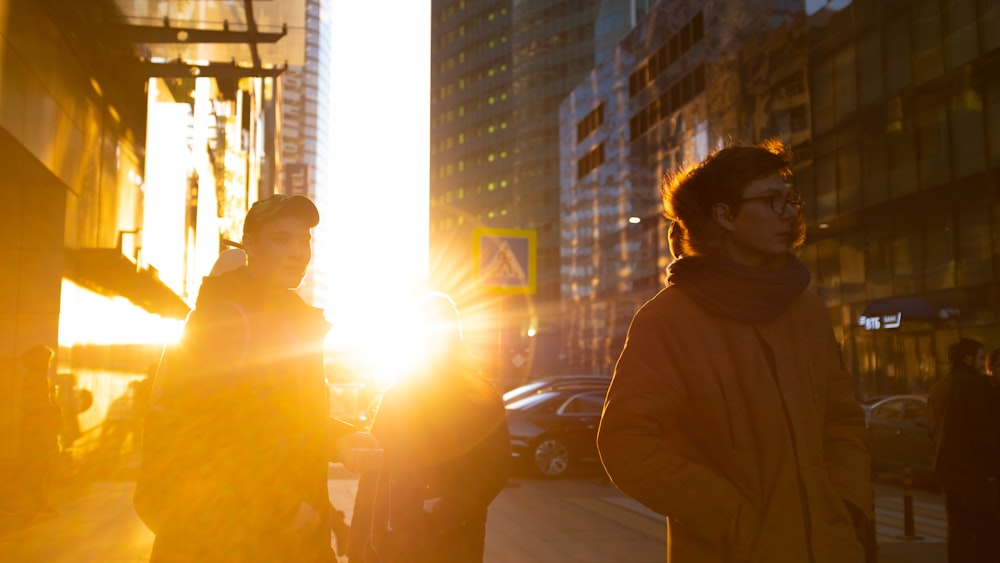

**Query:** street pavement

left=0, top=462, right=948, bottom=562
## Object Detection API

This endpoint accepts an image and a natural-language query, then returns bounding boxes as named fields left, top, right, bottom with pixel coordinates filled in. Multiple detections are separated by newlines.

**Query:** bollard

left=895, top=464, right=924, bottom=541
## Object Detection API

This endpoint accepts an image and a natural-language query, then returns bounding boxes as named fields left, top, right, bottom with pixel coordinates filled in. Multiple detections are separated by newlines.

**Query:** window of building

left=911, top=0, right=944, bottom=85
left=841, top=233, right=866, bottom=303
left=885, top=17, right=912, bottom=94
left=915, top=102, right=950, bottom=189
left=811, top=58, right=835, bottom=134
left=857, top=30, right=883, bottom=106
left=950, top=89, right=986, bottom=178
left=957, top=203, right=992, bottom=286
left=866, top=224, right=893, bottom=299
left=815, top=153, right=837, bottom=222
left=838, top=145, right=861, bottom=214
left=945, top=0, right=979, bottom=68
left=861, top=138, right=888, bottom=205
left=833, top=45, right=857, bottom=121
left=887, top=127, right=918, bottom=197
left=989, top=81, right=1000, bottom=167
left=983, top=0, right=1000, bottom=52
left=892, top=225, right=923, bottom=294
left=923, top=213, right=955, bottom=290
left=816, top=238, right=842, bottom=307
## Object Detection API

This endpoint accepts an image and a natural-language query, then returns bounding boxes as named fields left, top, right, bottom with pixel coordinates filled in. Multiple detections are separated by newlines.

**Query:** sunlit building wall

left=143, top=80, right=194, bottom=297
left=559, top=1, right=812, bottom=374
left=280, top=0, right=331, bottom=307
left=0, top=0, right=174, bottom=463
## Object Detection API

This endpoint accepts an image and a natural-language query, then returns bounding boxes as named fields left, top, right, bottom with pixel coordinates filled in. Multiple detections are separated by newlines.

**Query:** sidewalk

left=0, top=464, right=948, bottom=563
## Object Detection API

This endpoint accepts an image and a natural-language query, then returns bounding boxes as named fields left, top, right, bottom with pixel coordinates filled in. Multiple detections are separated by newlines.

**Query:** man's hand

left=335, top=431, right=383, bottom=473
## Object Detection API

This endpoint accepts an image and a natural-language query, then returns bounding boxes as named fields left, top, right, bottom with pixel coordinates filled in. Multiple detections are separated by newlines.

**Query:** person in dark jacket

left=348, top=293, right=510, bottom=563
left=927, top=338, right=1000, bottom=563
left=16, top=344, right=61, bottom=517
left=597, top=141, right=873, bottom=563
left=134, top=195, right=379, bottom=562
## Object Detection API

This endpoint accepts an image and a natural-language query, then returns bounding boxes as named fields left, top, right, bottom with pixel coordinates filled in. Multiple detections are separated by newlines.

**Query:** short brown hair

left=661, top=139, right=804, bottom=258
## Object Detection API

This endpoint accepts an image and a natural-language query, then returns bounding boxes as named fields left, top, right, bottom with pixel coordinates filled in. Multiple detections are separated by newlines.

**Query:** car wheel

left=533, top=437, right=570, bottom=478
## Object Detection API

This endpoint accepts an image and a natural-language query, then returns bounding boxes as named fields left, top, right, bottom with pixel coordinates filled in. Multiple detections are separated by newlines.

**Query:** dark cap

left=242, top=194, right=319, bottom=238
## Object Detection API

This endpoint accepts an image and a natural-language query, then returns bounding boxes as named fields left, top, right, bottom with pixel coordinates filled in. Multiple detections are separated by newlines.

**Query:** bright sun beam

left=326, top=293, right=433, bottom=386
left=323, top=0, right=430, bottom=385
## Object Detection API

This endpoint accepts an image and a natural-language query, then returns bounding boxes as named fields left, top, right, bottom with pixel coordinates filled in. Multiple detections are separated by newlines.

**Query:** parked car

left=501, top=374, right=611, bottom=405
left=505, top=388, right=606, bottom=478
left=862, top=394, right=935, bottom=479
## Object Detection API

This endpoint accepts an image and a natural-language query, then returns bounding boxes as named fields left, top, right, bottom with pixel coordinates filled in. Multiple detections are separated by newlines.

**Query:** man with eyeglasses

left=598, top=141, right=873, bottom=562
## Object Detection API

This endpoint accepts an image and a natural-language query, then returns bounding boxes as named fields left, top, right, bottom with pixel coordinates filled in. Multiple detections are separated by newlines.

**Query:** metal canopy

left=111, top=0, right=305, bottom=68
left=65, top=249, right=191, bottom=320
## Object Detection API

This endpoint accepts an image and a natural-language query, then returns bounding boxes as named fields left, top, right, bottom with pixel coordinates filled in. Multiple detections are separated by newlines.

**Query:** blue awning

left=862, top=298, right=939, bottom=321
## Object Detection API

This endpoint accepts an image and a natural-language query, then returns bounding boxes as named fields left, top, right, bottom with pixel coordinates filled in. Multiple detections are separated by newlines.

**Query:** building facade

left=1, top=0, right=302, bottom=470
left=280, top=0, right=332, bottom=306
left=560, top=0, right=809, bottom=374
left=800, top=0, right=1000, bottom=396
left=429, top=0, right=643, bottom=382
left=560, top=0, right=1000, bottom=395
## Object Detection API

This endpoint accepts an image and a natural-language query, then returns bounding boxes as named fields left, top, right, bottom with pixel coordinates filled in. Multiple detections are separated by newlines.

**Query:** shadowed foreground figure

left=927, top=338, right=1000, bottom=563
left=597, top=141, right=873, bottom=562
left=348, top=293, right=510, bottom=563
left=134, top=195, right=379, bottom=562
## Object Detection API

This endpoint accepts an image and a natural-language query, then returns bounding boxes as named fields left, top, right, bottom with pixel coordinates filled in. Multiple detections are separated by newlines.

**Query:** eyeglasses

left=739, top=192, right=804, bottom=215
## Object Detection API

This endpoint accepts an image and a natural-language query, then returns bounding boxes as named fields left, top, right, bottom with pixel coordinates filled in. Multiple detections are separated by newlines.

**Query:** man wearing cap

left=136, top=194, right=376, bottom=562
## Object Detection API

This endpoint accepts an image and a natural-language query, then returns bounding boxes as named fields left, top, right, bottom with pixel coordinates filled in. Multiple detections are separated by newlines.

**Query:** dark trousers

left=942, top=479, right=1000, bottom=563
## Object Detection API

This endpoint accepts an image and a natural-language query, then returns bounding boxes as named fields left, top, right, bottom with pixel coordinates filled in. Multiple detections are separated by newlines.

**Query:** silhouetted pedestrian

left=348, top=293, right=510, bottom=563
left=134, top=195, right=380, bottom=562
left=17, top=344, right=61, bottom=517
left=928, top=338, right=1000, bottom=563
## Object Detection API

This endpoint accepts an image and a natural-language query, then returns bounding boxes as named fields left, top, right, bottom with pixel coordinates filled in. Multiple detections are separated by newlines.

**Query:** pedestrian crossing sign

left=474, top=228, right=536, bottom=294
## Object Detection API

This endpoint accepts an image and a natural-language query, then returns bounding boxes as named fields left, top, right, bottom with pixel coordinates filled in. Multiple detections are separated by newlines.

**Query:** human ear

left=712, top=203, right=736, bottom=232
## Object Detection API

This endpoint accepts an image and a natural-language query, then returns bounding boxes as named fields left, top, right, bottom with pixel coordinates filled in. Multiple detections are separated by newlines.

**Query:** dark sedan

left=862, top=394, right=935, bottom=478
left=501, top=374, right=611, bottom=405
left=505, top=389, right=606, bottom=478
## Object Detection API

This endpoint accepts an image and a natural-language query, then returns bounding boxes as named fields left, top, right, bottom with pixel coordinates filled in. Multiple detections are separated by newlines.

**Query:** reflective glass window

left=838, top=145, right=861, bottom=214
left=916, top=102, right=950, bottom=189
left=867, top=224, right=893, bottom=299
left=815, top=153, right=837, bottom=222
left=911, top=0, right=944, bottom=84
left=885, top=17, right=912, bottom=94
left=812, top=58, right=835, bottom=134
left=957, top=204, right=992, bottom=286
left=987, top=81, right=1000, bottom=167
left=950, top=90, right=986, bottom=177
left=833, top=46, right=857, bottom=121
left=945, top=0, right=979, bottom=68
left=857, top=30, right=883, bottom=106
left=887, top=128, right=918, bottom=198
left=924, top=213, right=955, bottom=290
left=861, top=138, right=888, bottom=205
left=892, top=226, right=923, bottom=294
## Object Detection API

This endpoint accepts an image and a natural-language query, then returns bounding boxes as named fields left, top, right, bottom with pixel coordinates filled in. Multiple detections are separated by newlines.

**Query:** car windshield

left=505, top=390, right=560, bottom=411
left=502, top=381, right=547, bottom=403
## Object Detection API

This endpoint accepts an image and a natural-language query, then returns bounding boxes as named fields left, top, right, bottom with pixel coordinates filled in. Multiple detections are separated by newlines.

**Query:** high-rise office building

left=560, top=0, right=808, bottom=373
left=281, top=0, right=331, bottom=306
left=560, top=0, right=1000, bottom=396
left=429, top=0, right=642, bottom=381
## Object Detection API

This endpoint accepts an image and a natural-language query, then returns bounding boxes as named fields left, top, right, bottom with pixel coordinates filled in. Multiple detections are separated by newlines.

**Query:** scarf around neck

left=665, top=254, right=811, bottom=323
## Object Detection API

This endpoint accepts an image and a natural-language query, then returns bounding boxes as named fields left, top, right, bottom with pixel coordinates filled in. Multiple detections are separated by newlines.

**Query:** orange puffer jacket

left=598, top=286, right=872, bottom=563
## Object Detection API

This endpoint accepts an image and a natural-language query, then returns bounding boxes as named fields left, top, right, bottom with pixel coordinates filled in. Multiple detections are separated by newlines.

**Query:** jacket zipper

left=754, top=327, right=817, bottom=563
